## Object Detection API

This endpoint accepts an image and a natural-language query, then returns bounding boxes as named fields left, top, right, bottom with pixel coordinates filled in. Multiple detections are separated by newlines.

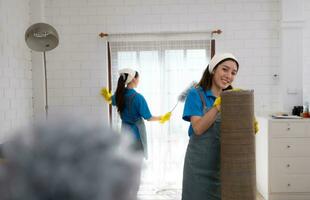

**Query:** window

left=109, top=39, right=211, bottom=191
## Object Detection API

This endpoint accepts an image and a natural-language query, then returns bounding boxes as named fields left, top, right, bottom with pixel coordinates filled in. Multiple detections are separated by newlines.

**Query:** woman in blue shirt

left=182, top=53, right=239, bottom=200
left=107, top=68, right=170, bottom=158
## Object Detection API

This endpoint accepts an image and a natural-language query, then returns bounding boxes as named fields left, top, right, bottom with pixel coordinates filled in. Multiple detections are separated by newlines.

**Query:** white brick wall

left=0, top=0, right=33, bottom=141
left=0, top=0, right=307, bottom=145
left=42, top=0, right=280, bottom=117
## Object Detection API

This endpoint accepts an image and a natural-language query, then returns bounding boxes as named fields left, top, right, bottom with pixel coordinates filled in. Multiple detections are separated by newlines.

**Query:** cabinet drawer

left=270, top=175, right=310, bottom=192
left=270, top=157, right=310, bottom=174
left=269, top=121, right=309, bottom=137
left=270, top=138, right=310, bottom=157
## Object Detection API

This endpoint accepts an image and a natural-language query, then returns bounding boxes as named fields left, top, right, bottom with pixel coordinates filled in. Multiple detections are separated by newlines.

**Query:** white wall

left=280, top=0, right=304, bottom=113
left=0, top=0, right=33, bottom=142
left=304, top=1, right=310, bottom=105
left=41, top=0, right=109, bottom=121
left=0, top=0, right=308, bottom=140
left=42, top=0, right=281, bottom=117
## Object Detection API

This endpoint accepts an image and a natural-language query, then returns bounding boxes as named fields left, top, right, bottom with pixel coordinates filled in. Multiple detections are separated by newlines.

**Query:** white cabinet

left=256, top=118, right=310, bottom=200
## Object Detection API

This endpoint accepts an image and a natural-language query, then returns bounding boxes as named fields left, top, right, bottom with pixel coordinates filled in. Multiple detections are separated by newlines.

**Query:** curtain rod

left=99, top=29, right=222, bottom=39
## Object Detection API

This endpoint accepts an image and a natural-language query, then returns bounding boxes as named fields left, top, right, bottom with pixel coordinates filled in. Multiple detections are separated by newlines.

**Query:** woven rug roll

left=221, top=90, right=256, bottom=200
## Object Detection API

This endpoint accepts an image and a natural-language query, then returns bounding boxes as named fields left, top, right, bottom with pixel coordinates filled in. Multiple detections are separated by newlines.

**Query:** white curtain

left=109, top=38, right=211, bottom=194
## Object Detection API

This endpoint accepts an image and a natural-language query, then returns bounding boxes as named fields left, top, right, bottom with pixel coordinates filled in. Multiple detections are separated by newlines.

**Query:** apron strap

left=196, top=89, right=208, bottom=113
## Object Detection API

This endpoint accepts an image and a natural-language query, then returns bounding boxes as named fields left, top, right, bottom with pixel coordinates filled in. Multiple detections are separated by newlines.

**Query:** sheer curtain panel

left=109, top=38, right=211, bottom=193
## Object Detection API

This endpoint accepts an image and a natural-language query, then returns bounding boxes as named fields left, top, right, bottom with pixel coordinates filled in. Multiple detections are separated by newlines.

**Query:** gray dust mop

left=221, top=90, right=256, bottom=200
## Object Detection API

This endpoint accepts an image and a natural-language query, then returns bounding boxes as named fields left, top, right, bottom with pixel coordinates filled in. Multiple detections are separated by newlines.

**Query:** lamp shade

left=25, top=23, right=59, bottom=52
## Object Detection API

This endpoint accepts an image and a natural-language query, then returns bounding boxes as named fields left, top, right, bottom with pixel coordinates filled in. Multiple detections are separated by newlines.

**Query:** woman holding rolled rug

left=101, top=68, right=171, bottom=158
left=181, top=53, right=239, bottom=200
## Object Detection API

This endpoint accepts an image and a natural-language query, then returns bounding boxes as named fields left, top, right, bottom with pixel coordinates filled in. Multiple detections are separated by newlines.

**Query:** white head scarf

left=118, top=68, right=137, bottom=85
left=208, top=53, right=238, bottom=73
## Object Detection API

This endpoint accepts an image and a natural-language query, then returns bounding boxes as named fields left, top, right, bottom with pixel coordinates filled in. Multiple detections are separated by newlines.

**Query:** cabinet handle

left=287, top=145, right=291, bottom=148
left=287, top=183, right=291, bottom=187
left=286, top=164, right=290, bottom=168
left=287, top=127, right=291, bottom=131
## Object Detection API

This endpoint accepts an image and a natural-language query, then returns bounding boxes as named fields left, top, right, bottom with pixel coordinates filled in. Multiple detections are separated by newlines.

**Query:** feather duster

left=170, top=81, right=197, bottom=112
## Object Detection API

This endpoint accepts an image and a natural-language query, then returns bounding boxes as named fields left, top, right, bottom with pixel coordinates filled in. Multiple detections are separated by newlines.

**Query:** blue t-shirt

left=112, top=89, right=152, bottom=139
left=182, top=87, right=216, bottom=136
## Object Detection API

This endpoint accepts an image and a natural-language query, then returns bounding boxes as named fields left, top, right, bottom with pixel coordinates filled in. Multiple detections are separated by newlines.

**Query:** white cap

left=118, top=68, right=136, bottom=85
left=208, top=53, right=238, bottom=73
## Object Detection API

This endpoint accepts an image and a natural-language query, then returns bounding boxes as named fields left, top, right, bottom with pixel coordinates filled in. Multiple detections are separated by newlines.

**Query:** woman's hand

left=159, top=112, right=172, bottom=124
left=100, top=87, right=112, bottom=104
left=213, top=96, right=221, bottom=112
left=254, top=118, right=259, bottom=134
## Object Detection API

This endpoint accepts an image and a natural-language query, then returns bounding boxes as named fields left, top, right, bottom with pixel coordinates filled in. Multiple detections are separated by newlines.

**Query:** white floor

left=138, top=183, right=181, bottom=200
left=138, top=183, right=264, bottom=200
left=137, top=160, right=264, bottom=200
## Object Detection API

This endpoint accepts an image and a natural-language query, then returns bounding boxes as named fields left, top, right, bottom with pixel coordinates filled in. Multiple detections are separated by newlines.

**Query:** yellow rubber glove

left=230, top=88, right=242, bottom=92
left=100, top=87, right=112, bottom=104
left=254, top=118, right=259, bottom=134
left=213, top=88, right=241, bottom=111
left=213, top=97, right=221, bottom=112
left=159, top=112, right=171, bottom=124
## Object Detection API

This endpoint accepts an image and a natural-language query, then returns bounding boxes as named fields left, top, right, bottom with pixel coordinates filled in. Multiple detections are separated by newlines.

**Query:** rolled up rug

left=221, top=90, right=256, bottom=200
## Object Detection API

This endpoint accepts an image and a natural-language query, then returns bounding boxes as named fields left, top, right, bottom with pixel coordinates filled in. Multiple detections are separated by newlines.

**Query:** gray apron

left=182, top=89, right=221, bottom=200
left=121, top=93, right=148, bottom=159
left=134, top=119, right=148, bottom=159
